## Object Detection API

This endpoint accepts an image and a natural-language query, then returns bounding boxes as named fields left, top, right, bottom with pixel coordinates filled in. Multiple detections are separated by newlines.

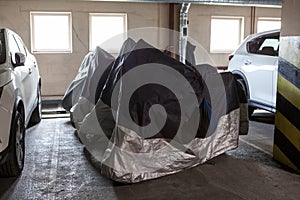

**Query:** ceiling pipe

left=83, top=1, right=281, bottom=7
left=179, top=3, right=191, bottom=64
left=250, top=6, right=256, bottom=34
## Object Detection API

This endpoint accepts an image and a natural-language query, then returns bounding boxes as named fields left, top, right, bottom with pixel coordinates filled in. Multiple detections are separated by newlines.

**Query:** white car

left=228, top=29, right=280, bottom=116
left=0, top=28, right=41, bottom=177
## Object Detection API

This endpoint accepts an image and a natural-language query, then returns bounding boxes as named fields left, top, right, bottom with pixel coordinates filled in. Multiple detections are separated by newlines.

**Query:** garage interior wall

left=0, top=0, right=169, bottom=97
left=188, top=5, right=281, bottom=67
left=0, top=1, right=280, bottom=97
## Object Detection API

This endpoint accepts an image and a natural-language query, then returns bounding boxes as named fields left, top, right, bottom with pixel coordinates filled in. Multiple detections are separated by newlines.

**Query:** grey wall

left=0, top=1, right=281, bottom=97
left=0, top=0, right=169, bottom=97
left=280, top=0, right=300, bottom=37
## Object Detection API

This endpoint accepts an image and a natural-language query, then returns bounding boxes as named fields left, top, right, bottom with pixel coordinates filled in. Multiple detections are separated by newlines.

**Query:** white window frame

left=30, top=12, right=72, bottom=53
left=257, top=17, right=281, bottom=33
left=210, top=16, right=244, bottom=53
left=89, top=13, right=127, bottom=53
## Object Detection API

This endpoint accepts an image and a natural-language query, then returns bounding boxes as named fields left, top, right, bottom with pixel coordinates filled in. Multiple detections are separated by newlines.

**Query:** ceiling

left=84, top=0, right=281, bottom=7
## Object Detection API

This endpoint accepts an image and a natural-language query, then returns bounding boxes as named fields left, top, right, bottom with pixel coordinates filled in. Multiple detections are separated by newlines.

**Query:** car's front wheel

left=0, top=111, right=25, bottom=177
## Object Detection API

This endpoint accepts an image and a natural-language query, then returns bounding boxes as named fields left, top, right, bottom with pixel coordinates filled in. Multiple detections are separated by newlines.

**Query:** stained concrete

left=0, top=111, right=299, bottom=200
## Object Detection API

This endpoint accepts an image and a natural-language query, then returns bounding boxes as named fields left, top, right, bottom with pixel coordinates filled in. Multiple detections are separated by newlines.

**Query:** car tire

left=0, top=111, right=25, bottom=177
left=236, top=78, right=255, bottom=118
left=30, top=86, right=42, bottom=125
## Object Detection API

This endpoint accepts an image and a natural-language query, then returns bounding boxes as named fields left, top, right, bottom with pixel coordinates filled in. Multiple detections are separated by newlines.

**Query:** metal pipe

left=83, top=1, right=281, bottom=7
left=179, top=3, right=191, bottom=64
left=250, top=6, right=256, bottom=34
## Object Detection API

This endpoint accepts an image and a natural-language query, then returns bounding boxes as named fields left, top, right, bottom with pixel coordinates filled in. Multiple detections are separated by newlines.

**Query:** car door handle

left=245, top=60, right=252, bottom=65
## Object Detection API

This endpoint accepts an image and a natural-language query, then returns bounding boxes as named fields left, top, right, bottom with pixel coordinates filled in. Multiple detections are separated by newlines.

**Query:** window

left=8, top=33, right=20, bottom=55
left=259, top=38, right=279, bottom=52
left=30, top=12, right=72, bottom=53
left=8, top=33, right=21, bottom=64
left=210, top=17, right=244, bottom=53
left=257, top=18, right=281, bottom=33
left=15, top=35, right=27, bottom=56
left=89, top=13, right=127, bottom=52
left=247, top=32, right=279, bottom=56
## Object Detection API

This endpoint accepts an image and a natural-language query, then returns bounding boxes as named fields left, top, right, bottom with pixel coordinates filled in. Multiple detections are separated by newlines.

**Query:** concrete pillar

left=273, top=0, right=300, bottom=173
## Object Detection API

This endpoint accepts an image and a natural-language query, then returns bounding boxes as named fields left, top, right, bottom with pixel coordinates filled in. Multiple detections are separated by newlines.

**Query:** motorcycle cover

left=64, top=39, right=136, bottom=129
left=67, top=39, right=248, bottom=183
left=62, top=52, right=94, bottom=111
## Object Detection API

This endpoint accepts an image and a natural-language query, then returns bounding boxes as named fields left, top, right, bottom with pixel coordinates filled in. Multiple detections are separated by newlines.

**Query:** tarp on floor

left=64, top=38, right=248, bottom=183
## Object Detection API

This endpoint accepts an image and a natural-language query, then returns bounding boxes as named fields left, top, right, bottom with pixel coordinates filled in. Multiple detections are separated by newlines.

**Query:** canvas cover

left=63, top=38, right=248, bottom=183
left=62, top=52, right=93, bottom=111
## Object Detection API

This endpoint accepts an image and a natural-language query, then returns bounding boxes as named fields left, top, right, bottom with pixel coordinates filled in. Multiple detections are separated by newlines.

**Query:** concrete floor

left=0, top=111, right=299, bottom=200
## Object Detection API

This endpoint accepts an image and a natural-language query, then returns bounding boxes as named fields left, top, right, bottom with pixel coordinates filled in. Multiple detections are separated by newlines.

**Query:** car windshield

left=0, top=31, right=6, bottom=64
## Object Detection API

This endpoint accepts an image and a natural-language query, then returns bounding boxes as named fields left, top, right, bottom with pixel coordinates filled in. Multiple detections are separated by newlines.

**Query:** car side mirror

left=12, top=52, right=25, bottom=67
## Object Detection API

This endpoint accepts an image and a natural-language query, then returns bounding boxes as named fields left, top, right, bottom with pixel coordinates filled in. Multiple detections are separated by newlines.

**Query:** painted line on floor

left=278, top=75, right=300, bottom=111
left=239, top=137, right=273, bottom=157
left=278, top=58, right=300, bottom=89
left=273, top=144, right=298, bottom=170
left=277, top=92, right=300, bottom=132
left=275, top=112, right=300, bottom=153
left=274, top=127, right=300, bottom=170
left=47, top=122, right=60, bottom=200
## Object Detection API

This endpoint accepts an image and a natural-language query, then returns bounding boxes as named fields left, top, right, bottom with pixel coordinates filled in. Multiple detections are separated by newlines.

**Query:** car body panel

left=0, top=28, right=40, bottom=163
left=6, top=30, right=40, bottom=123
left=0, top=81, right=15, bottom=152
left=242, top=54, right=277, bottom=107
left=228, top=29, right=280, bottom=113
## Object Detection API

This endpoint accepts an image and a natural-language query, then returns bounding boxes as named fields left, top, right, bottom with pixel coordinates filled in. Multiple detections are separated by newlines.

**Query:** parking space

left=0, top=110, right=299, bottom=200
left=1, top=1, right=299, bottom=199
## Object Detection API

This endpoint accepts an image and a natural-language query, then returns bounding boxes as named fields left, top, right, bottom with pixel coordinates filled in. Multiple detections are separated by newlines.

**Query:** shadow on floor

left=0, top=177, right=19, bottom=199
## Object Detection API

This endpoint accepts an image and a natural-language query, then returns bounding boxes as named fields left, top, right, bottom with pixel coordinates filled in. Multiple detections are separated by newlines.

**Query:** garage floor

left=0, top=110, right=299, bottom=200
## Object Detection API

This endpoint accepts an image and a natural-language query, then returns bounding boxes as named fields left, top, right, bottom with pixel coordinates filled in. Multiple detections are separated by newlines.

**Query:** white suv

left=0, top=28, right=41, bottom=177
left=228, top=29, right=280, bottom=116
